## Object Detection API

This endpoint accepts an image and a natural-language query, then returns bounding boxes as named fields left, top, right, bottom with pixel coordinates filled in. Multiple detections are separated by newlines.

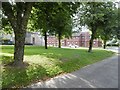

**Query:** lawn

left=0, top=45, right=115, bottom=88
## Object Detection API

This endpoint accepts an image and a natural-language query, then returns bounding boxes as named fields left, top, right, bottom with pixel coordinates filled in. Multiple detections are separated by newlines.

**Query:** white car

left=69, top=44, right=79, bottom=48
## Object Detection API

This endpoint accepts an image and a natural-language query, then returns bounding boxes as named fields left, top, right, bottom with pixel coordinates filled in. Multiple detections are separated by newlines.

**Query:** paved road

left=106, top=47, right=120, bottom=54
left=29, top=54, right=118, bottom=88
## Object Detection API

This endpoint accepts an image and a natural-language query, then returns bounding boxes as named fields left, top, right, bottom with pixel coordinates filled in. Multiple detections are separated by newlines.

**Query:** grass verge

left=0, top=45, right=115, bottom=88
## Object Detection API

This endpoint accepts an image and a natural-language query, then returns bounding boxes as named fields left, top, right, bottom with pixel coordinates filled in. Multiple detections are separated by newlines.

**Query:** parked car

left=107, top=42, right=119, bottom=47
left=2, top=39, right=14, bottom=45
left=24, top=43, right=33, bottom=45
left=69, top=44, right=79, bottom=48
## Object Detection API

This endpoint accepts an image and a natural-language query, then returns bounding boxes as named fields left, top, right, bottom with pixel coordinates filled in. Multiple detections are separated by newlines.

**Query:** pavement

left=28, top=47, right=119, bottom=88
left=106, top=47, right=120, bottom=54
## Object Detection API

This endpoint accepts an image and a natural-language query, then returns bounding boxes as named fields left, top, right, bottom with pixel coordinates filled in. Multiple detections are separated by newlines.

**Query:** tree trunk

left=2, top=2, right=34, bottom=67
left=44, top=31, right=48, bottom=49
left=103, top=40, right=107, bottom=49
left=13, top=29, right=26, bottom=67
left=88, top=26, right=97, bottom=52
left=88, top=35, right=94, bottom=52
left=58, top=32, right=61, bottom=48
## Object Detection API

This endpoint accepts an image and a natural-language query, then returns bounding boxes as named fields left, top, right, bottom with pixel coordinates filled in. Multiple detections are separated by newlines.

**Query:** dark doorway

left=64, top=40, right=67, bottom=46
left=32, top=37, right=35, bottom=45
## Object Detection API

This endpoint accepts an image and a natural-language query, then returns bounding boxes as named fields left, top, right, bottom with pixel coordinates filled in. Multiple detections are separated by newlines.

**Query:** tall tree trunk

left=13, top=29, right=26, bottom=67
left=58, top=32, right=61, bottom=48
left=88, top=26, right=97, bottom=52
left=44, top=31, right=48, bottom=49
left=103, top=40, right=107, bottom=49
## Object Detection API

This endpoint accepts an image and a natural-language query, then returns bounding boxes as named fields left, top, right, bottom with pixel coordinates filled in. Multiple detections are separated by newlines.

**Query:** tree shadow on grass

left=2, top=64, right=48, bottom=89
left=1, top=48, right=113, bottom=88
left=24, top=48, right=86, bottom=63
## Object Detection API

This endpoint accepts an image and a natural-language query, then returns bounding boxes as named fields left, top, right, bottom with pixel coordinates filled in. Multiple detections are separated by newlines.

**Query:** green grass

left=0, top=45, right=115, bottom=88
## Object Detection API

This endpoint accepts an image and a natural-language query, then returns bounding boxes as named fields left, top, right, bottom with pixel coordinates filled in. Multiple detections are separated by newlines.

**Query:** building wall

left=65, top=36, right=80, bottom=47
left=2, top=32, right=45, bottom=46
left=32, top=33, right=44, bottom=46
left=25, top=32, right=45, bottom=46
left=2, top=31, right=102, bottom=47
left=47, top=32, right=102, bottom=47
left=47, top=36, right=58, bottom=46
left=25, top=32, right=32, bottom=44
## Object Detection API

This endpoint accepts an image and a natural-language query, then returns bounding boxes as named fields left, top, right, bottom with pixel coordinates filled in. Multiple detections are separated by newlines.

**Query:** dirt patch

left=59, top=57, right=70, bottom=62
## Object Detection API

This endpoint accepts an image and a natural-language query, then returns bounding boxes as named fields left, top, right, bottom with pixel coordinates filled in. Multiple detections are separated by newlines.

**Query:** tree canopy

left=78, top=2, right=117, bottom=52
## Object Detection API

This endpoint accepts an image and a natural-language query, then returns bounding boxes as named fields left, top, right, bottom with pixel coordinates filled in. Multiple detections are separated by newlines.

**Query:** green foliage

left=79, top=2, right=107, bottom=51
left=79, top=2, right=118, bottom=41
left=77, top=2, right=118, bottom=51
left=1, top=45, right=114, bottom=88
left=79, top=2, right=105, bottom=29
left=117, top=7, right=120, bottom=40
left=50, top=5, right=73, bottom=39
left=29, top=2, right=80, bottom=37
left=97, top=3, right=118, bottom=42
left=49, top=2, right=80, bottom=40
left=28, top=2, right=80, bottom=48
left=2, top=17, right=13, bottom=34
left=29, top=3, right=55, bottom=34
left=113, top=6, right=120, bottom=40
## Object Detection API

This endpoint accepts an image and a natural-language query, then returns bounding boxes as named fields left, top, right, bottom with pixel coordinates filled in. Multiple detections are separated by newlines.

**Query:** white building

left=25, top=32, right=44, bottom=46
left=1, top=32, right=45, bottom=46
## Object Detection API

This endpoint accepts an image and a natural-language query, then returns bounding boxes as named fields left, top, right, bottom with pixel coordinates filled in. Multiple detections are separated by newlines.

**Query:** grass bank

left=0, top=45, right=115, bottom=88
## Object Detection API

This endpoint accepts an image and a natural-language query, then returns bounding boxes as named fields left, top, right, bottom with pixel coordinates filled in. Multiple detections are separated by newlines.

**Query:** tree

left=114, top=3, right=120, bottom=41
left=117, top=3, right=120, bottom=47
left=79, top=2, right=114, bottom=52
left=2, top=2, right=34, bottom=67
left=30, top=2, right=59, bottom=49
left=30, top=2, right=80, bottom=48
left=51, top=8, right=72, bottom=48
left=50, top=2, right=80, bottom=48
left=97, top=3, right=118, bottom=49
